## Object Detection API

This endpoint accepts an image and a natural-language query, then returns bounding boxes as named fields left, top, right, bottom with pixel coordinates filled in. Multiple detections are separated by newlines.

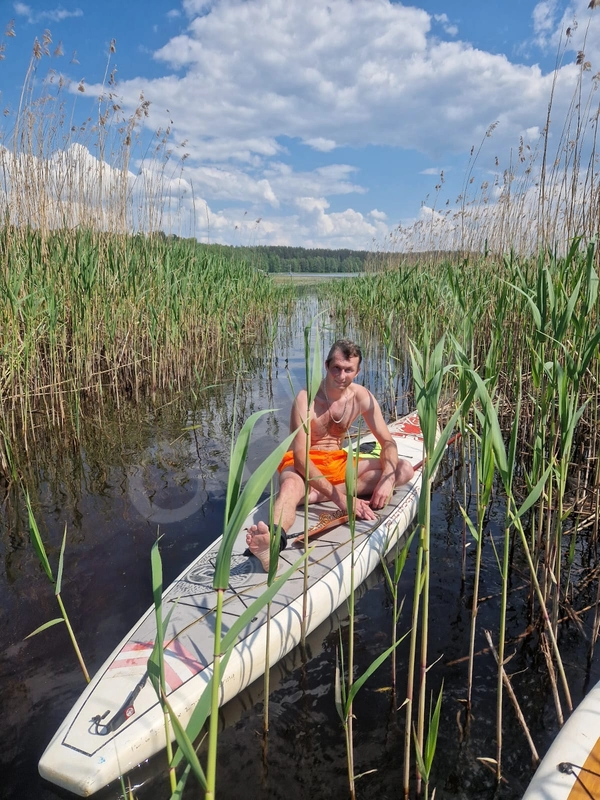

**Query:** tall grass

left=0, top=230, right=290, bottom=445
left=322, top=238, right=598, bottom=787
left=0, top=35, right=294, bottom=469
left=5, top=19, right=600, bottom=799
left=376, top=12, right=600, bottom=259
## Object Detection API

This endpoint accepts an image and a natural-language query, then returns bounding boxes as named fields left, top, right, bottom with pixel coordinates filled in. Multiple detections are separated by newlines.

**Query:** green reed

left=299, top=320, right=324, bottom=640
left=0, top=423, right=90, bottom=682
left=260, top=490, right=287, bottom=737
left=413, top=683, right=444, bottom=800
left=380, top=528, right=415, bottom=696
left=23, top=495, right=90, bottom=683
left=404, top=331, right=464, bottom=797
left=336, top=430, right=409, bottom=799
left=0, top=229, right=292, bottom=464
left=321, top=239, right=598, bottom=791
left=144, top=410, right=308, bottom=799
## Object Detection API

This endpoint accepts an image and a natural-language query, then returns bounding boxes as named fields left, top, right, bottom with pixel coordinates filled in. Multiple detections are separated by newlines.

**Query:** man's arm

left=360, top=389, right=400, bottom=509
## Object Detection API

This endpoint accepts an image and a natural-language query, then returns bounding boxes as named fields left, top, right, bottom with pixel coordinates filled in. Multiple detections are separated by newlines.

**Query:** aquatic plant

left=23, top=492, right=90, bottom=682
left=144, top=409, right=308, bottom=798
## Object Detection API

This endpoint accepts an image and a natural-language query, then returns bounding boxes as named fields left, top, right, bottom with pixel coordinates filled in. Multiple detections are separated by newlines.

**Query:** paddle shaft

left=411, top=431, right=461, bottom=472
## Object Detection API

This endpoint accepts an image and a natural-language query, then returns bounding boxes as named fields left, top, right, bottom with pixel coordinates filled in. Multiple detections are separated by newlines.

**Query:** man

left=246, top=339, right=415, bottom=571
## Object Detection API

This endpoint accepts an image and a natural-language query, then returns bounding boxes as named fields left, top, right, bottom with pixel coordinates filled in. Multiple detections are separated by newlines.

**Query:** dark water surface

left=1, top=297, right=598, bottom=800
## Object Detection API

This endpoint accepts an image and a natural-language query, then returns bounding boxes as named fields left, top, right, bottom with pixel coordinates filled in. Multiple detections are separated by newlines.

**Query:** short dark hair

left=326, top=339, right=362, bottom=367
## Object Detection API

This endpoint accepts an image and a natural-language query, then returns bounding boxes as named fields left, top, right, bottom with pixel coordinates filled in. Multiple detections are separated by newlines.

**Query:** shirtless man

left=245, top=339, right=415, bottom=571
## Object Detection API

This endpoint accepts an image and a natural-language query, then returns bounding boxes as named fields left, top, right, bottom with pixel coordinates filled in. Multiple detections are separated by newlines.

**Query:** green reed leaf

left=25, top=491, right=54, bottom=583
left=424, top=682, right=444, bottom=773
left=214, top=425, right=299, bottom=590
left=25, top=618, right=64, bottom=638
left=459, top=505, right=479, bottom=543
left=161, top=696, right=207, bottom=791
left=516, top=464, right=552, bottom=519
left=554, top=276, right=581, bottom=342
left=413, top=726, right=428, bottom=784
left=148, top=538, right=166, bottom=696
left=421, top=404, right=464, bottom=486
left=344, top=633, right=408, bottom=712
left=470, top=371, right=508, bottom=480
left=578, top=326, right=600, bottom=377
left=55, top=524, right=67, bottom=596
left=225, top=408, right=275, bottom=524
left=170, top=763, right=193, bottom=800
left=506, top=281, right=542, bottom=331
left=306, top=320, right=322, bottom=405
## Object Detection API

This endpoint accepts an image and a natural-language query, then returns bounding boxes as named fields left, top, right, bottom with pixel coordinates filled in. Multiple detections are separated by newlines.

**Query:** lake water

left=1, top=294, right=596, bottom=799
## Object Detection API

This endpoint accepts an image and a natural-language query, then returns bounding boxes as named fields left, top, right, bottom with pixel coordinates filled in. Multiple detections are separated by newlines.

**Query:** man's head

left=325, top=339, right=363, bottom=368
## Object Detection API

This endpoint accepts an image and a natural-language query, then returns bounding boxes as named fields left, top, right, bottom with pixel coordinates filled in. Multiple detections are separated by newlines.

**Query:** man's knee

left=278, top=471, right=305, bottom=502
left=396, top=459, right=415, bottom=485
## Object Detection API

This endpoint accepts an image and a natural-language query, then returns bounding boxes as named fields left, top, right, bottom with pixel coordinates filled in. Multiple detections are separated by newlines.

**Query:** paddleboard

left=39, top=411, right=427, bottom=796
left=523, top=679, right=600, bottom=799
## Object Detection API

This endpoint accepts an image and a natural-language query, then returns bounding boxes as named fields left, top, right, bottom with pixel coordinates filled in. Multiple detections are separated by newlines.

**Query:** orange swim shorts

left=278, top=449, right=359, bottom=485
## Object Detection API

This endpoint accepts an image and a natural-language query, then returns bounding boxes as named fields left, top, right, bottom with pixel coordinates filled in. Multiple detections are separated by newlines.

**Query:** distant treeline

left=249, top=246, right=370, bottom=273
left=156, top=233, right=469, bottom=272
left=172, top=239, right=373, bottom=273
left=208, top=245, right=373, bottom=272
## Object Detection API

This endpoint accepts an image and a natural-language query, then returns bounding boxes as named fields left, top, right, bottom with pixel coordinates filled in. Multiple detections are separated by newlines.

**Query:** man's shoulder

left=353, top=384, right=375, bottom=405
left=292, top=388, right=310, bottom=411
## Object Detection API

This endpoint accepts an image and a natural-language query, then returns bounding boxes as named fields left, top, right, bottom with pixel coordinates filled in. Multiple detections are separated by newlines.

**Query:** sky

left=1, top=0, right=599, bottom=250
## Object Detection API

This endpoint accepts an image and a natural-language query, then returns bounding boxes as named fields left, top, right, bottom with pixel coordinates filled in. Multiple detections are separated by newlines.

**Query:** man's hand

left=369, top=475, right=395, bottom=510
left=332, top=489, right=377, bottom=521
left=353, top=497, right=377, bottom=520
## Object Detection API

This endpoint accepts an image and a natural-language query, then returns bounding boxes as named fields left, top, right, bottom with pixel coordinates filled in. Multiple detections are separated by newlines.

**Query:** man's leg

left=354, top=457, right=414, bottom=497
left=245, top=468, right=306, bottom=571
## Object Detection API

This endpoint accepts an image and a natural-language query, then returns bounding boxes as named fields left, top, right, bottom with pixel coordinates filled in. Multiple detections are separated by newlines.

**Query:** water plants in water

left=2, top=24, right=600, bottom=800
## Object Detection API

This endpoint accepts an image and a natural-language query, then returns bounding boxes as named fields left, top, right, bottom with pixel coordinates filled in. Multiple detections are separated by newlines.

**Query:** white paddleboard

left=39, top=412, right=426, bottom=796
left=523, top=678, right=600, bottom=799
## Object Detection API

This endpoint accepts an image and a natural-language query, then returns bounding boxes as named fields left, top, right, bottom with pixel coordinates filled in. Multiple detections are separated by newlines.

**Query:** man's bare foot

left=245, top=521, right=273, bottom=572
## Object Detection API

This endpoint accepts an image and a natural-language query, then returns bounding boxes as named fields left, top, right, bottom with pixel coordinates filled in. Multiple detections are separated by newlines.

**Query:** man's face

left=325, top=351, right=361, bottom=389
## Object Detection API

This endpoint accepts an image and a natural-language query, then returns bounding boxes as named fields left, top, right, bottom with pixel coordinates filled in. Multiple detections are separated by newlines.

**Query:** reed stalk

left=380, top=528, right=414, bottom=695
left=404, top=331, right=465, bottom=796
left=300, top=320, right=324, bottom=643
left=23, top=495, right=90, bottom=683
left=463, top=404, right=495, bottom=712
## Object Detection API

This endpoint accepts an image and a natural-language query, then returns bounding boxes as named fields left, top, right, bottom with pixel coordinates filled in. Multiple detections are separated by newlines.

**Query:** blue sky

left=1, top=0, right=598, bottom=249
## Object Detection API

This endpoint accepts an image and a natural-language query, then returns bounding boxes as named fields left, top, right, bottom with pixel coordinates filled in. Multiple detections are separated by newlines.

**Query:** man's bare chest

left=310, top=410, right=350, bottom=449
